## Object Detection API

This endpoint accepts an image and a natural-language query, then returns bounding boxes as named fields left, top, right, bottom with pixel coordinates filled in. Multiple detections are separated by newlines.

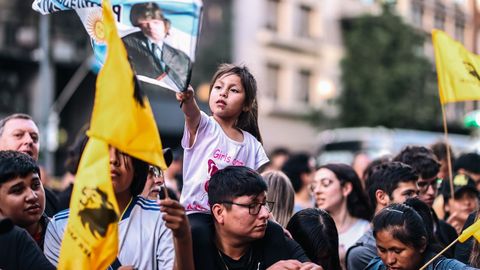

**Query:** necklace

left=216, top=248, right=255, bottom=270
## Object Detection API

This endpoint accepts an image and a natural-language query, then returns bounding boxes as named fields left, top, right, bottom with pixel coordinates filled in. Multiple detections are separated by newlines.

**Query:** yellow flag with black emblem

left=57, top=0, right=167, bottom=268
left=433, top=29, right=480, bottom=104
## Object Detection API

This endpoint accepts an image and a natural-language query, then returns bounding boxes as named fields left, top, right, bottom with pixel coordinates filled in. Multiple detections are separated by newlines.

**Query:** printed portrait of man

left=122, top=2, right=191, bottom=91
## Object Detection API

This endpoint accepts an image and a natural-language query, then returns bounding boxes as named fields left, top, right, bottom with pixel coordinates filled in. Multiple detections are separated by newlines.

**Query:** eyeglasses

left=148, top=165, right=163, bottom=178
left=417, top=178, right=442, bottom=193
left=309, top=178, right=334, bottom=192
left=219, top=201, right=275, bottom=215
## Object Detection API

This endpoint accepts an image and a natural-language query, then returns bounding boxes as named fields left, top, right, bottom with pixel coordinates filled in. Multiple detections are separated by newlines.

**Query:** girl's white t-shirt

left=180, top=111, right=269, bottom=214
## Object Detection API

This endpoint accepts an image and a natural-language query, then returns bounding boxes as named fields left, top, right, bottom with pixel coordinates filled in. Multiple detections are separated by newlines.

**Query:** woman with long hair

left=261, top=170, right=295, bottom=227
left=311, top=163, right=372, bottom=268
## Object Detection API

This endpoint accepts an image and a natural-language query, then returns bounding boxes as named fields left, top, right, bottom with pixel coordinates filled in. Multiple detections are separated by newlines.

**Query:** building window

left=455, top=17, right=465, bottom=42
left=297, top=5, right=313, bottom=38
left=266, top=0, right=280, bottom=32
left=266, top=63, right=280, bottom=100
left=298, top=69, right=312, bottom=103
left=411, top=1, right=423, bottom=27
left=434, top=4, right=445, bottom=30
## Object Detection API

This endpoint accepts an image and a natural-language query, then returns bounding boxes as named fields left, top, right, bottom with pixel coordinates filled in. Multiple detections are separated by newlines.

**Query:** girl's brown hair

left=209, top=63, right=263, bottom=143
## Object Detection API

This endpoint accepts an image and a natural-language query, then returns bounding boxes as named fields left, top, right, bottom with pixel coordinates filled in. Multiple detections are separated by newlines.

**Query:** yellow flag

left=432, top=29, right=480, bottom=104
left=458, top=218, right=480, bottom=243
left=58, top=138, right=119, bottom=269
left=88, top=0, right=166, bottom=169
left=58, top=0, right=166, bottom=268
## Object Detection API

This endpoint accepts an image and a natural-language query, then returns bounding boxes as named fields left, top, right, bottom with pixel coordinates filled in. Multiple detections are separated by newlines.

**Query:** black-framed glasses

left=219, top=201, right=275, bottom=215
left=417, top=177, right=442, bottom=193
left=309, top=178, right=334, bottom=192
left=148, top=165, right=163, bottom=178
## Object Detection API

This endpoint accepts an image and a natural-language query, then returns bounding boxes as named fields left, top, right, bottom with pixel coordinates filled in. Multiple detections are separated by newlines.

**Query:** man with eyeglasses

left=393, top=145, right=458, bottom=258
left=207, top=166, right=323, bottom=270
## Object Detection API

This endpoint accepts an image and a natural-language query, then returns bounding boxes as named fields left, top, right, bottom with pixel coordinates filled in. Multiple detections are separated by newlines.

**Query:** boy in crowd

left=346, top=161, right=419, bottom=270
left=0, top=150, right=49, bottom=250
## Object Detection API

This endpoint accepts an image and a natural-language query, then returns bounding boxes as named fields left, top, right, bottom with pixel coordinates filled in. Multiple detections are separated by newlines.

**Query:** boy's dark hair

left=209, top=64, right=262, bottom=143
left=454, top=153, right=480, bottom=174
left=0, top=151, right=40, bottom=184
left=394, top=145, right=440, bottom=179
left=366, top=161, right=418, bottom=209
left=281, top=153, right=313, bottom=193
left=208, top=166, right=267, bottom=208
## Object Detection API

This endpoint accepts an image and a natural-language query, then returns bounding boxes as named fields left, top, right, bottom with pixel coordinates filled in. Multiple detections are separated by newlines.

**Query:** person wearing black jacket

left=0, top=218, right=54, bottom=270
left=0, top=151, right=50, bottom=250
left=203, top=166, right=323, bottom=270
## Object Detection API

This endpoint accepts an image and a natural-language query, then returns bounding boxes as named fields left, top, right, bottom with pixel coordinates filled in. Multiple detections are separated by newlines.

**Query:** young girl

left=176, top=64, right=269, bottom=269
left=176, top=63, right=269, bottom=214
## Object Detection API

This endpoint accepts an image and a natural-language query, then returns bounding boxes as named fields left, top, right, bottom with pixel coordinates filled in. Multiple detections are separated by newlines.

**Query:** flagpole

left=419, top=238, right=459, bottom=270
left=441, top=104, right=455, bottom=200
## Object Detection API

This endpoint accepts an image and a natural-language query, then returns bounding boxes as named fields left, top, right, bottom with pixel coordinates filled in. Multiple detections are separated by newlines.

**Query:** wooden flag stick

left=441, top=104, right=455, bottom=200
left=419, top=238, right=458, bottom=270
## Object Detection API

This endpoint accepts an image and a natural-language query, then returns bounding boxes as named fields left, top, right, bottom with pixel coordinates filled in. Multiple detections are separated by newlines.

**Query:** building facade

left=232, top=0, right=478, bottom=153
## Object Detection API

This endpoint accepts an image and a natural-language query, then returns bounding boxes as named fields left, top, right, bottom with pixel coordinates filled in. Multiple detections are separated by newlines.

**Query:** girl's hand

left=176, top=86, right=195, bottom=104
left=158, top=198, right=191, bottom=239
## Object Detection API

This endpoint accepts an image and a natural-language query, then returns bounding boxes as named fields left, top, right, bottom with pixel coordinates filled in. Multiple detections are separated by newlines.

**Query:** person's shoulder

left=51, top=209, right=70, bottom=223
left=364, top=257, right=385, bottom=270
left=135, top=196, right=161, bottom=212
left=163, top=43, right=190, bottom=58
left=242, top=130, right=262, bottom=145
left=434, top=256, right=473, bottom=269
left=123, top=31, right=146, bottom=42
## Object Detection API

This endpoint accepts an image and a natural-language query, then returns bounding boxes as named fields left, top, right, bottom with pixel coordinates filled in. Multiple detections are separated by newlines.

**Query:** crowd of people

left=1, top=63, right=480, bottom=270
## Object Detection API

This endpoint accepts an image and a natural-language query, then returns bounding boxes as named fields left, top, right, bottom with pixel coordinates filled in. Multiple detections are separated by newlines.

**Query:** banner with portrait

left=33, top=0, right=203, bottom=92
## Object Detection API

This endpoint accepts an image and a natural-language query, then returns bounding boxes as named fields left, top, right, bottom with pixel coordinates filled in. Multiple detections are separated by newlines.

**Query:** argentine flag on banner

left=33, top=0, right=203, bottom=93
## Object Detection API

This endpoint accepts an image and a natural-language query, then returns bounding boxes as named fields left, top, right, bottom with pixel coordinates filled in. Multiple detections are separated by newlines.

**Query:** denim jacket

left=364, top=254, right=478, bottom=270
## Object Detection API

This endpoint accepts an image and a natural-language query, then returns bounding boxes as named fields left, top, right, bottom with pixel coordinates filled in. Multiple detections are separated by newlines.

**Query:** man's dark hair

left=208, top=166, right=267, bottom=208
left=0, top=150, right=39, bottom=185
left=0, top=113, right=34, bottom=137
left=454, top=153, right=480, bottom=174
left=394, top=145, right=440, bottom=179
left=281, top=153, right=312, bottom=193
left=130, top=2, right=170, bottom=29
left=365, top=161, right=418, bottom=208
left=430, top=141, right=455, bottom=166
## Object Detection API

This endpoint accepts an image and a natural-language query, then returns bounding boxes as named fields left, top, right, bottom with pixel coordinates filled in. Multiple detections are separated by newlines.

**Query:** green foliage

left=339, top=7, right=441, bottom=129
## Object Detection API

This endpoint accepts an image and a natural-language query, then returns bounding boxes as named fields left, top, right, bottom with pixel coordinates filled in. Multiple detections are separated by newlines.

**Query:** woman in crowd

left=366, top=204, right=475, bottom=270
left=261, top=170, right=295, bottom=227
left=287, top=208, right=341, bottom=270
left=310, top=163, right=372, bottom=268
